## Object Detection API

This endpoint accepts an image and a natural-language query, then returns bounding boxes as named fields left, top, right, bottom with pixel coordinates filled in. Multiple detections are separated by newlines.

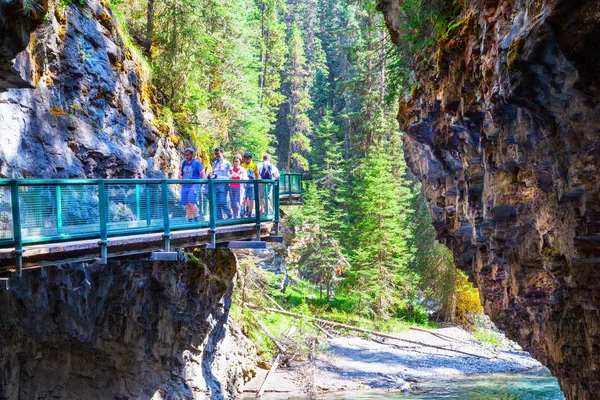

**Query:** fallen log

left=255, top=319, right=287, bottom=354
left=256, top=353, right=281, bottom=398
left=246, top=303, right=491, bottom=360
left=409, top=326, right=471, bottom=345
left=313, top=322, right=334, bottom=338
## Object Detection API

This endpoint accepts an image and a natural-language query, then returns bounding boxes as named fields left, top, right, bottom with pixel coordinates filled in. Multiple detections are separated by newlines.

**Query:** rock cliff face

left=0, top=249, right=256, bottom=399
left=378, top=0, right=599, bottom=398
left=0, top=0, right=180, bottom=178
left=0, top=0, right=47, bottom=89
left=0, top=2, right=257, bottom=399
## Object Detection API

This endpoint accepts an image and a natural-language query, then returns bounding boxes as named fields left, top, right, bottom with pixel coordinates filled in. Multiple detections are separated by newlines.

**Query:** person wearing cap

left=212, top=147, right=233, bottom=220
left=179, top=148, right=206, bottom=222
left=241, top=152, right=258, bottom=218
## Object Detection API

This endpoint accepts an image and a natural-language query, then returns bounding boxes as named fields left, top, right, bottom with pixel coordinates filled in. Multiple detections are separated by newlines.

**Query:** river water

left=316, top=369, right=564, bottom=399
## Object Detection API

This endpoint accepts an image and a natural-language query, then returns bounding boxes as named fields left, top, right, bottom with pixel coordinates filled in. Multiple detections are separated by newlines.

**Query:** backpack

left=260, top=163, right=273, bottom=179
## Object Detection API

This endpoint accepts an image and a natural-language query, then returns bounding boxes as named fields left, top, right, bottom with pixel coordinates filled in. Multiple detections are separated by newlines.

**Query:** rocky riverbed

left=243, top=326, right=549, bottom=398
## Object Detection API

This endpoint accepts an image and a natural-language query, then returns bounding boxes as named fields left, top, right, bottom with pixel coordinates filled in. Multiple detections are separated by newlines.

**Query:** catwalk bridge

left=0, top=173, right=303, bottom=278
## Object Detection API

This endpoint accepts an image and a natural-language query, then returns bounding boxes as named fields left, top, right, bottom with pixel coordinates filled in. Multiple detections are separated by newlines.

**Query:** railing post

left=208, top=180, right=217, bottom=248
left=273, top=179, right=280, bottom=236
left=98, top=181, right=109, bottom=264
left=161, top=180, right=171, bottom=252
left=288, top=174, right=292, bottom=204
left=254, top=180, right=261, bottom=241
left=135, top=184, right=141, bottom=220
left=55, top=185, right=62, bottom=235
left=10, top=180, right=23, bottom=276
left=145, top=183, right=151, bottom=227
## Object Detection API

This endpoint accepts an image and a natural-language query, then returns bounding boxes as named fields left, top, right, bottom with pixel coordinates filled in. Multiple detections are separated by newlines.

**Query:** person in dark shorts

left=241, top=152, right=258, bottom=218
left=179, top=148, right=206, bottom=222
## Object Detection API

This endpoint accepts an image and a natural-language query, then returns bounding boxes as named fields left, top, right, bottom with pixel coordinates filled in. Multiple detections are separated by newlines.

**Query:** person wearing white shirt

left=212, top=147, right=233, bottom=219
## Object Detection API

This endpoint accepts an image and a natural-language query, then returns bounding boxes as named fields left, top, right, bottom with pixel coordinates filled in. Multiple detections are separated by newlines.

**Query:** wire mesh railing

left=0, top=178, right=284, bottom=250
left=279, top=173, right=303, bottom=195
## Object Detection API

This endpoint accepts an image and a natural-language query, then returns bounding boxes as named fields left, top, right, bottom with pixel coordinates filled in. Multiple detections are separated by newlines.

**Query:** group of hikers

left=179, top=147, right=280, bottom=222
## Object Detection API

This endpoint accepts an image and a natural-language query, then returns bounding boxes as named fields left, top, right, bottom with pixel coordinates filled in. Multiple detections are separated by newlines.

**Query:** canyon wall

left=0, top=2, right=256, bottom=399
left=378, top=0, right=599, bottom=398
left=0, top=249, right=256, bottom=399
left=0, top=0, right=180, bottom=178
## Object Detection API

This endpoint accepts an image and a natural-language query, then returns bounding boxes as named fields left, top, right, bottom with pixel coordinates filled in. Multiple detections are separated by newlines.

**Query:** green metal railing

left=279, top=173, right=303, bottom=195
left=0, top=177, right=306, bottom=274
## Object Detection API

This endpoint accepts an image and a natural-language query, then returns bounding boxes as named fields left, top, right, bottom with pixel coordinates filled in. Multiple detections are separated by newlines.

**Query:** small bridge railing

left=279, top=173, right=303, bottom=195
left=0, top=178, right=295, bottom=274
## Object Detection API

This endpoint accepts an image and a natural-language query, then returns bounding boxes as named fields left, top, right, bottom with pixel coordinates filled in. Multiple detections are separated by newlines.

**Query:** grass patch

left=232, top=266, right=438, bottom=362
left=109, top=1, right=152, bottom=80
left=473, top=329, right=503, bottom=347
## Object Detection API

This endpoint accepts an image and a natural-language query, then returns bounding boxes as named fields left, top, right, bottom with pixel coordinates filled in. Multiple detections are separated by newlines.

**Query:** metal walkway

left=0, top=174, right=303, bottom=275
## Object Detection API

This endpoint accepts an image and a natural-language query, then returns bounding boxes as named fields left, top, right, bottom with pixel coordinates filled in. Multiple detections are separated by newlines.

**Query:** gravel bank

left=244, top=326, right=546, bottom=398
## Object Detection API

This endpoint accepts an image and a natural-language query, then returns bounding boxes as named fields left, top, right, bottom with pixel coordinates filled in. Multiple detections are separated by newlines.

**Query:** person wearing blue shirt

left=212, top=147, right=233, bottom=220
left=179, top=148, right=206, bottom=222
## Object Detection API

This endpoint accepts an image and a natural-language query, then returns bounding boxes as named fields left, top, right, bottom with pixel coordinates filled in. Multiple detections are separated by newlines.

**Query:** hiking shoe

left=193, top=216, right=200, bottom=222
left=187, top=218, right=193, bottom=222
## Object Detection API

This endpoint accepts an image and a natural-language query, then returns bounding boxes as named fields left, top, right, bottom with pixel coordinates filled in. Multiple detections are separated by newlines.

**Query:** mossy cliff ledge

left=378, top=0, right=599, bottom=398
left=0, top=0, right=180, bottom=178
left=0, top=249, right=256, bottom=399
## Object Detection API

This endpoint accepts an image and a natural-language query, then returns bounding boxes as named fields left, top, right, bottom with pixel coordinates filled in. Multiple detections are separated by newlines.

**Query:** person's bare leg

left=190, top=204, right=200, bottom=218
left=185, top=203, right=192, bottom=219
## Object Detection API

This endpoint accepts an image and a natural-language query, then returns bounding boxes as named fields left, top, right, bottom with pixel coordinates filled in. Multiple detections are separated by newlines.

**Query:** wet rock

left=0, top=249, right=257, bottom=399
left=0, top=0, right=182, bottom=179
left=378, top=0, right=600, bottom=399
left=0, top=0, right=48, bottom=89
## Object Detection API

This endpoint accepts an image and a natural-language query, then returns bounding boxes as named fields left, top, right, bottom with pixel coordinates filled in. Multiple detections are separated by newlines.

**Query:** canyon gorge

left=378, top=0, right=600, bottom=398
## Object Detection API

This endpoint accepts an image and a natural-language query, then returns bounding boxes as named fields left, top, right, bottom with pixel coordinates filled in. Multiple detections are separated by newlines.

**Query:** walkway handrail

left=279, top=173, right=304, bottom=195
left=0, top=178, right=283, bottom=275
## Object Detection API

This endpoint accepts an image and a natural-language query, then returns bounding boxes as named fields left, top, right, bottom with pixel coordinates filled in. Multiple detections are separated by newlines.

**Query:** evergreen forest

left=111, top=0, right=481, bottom=334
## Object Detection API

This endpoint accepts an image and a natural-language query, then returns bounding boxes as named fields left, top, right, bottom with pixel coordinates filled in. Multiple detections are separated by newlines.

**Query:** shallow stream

left=314, top=369, right=564, bottom=399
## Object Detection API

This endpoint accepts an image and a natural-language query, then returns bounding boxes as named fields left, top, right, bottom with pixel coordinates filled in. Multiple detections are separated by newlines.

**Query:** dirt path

left=243, top=326, right=545, bottom=398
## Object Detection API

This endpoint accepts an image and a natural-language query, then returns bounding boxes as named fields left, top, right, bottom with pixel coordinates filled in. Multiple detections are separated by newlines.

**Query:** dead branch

left=246, top=303, right=491, bottom=360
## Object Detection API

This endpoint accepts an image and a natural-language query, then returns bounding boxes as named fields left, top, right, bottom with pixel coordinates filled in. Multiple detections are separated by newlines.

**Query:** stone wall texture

left=0, top=249, right=256, bottom=399
left=377, top=0, right=600, bottom=398
left=0, top=2, right=256, bottom=399
left=0, top=0, right=181, bottom=178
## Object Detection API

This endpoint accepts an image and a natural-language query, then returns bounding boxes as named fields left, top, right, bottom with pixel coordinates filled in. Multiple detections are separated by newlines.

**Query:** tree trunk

left=146, top=0, right=155, bottom=59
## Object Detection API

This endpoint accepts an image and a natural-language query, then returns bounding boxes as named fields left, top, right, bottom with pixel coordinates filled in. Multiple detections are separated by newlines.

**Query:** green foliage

left=106, top=0, right=481, bottom=333
left=473, top=329, right=503, bottom=347
left=386, top=0, right=455, bottom=101
left=111, top=0, right=286, bottom=154
left=284, top=22, right=313, bottom=172
left=346, top=145, right=416, bottom=319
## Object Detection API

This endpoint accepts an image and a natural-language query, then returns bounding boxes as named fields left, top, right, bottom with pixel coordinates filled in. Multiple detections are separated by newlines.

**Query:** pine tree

left=284, top=22, right=313, bottom=171
left=347, top=144, right=416, bottom=318
left=291, top=184, right=346, bottom=301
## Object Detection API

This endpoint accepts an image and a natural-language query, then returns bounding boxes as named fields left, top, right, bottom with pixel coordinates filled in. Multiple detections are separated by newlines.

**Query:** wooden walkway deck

left=0, top=222, right=273, bottom=272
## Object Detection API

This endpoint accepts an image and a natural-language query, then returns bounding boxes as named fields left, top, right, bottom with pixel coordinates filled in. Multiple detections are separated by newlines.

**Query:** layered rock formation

left=378, top=0, right=599, bottom=398
left=0, top=2, right=258, bottom=399
left=0, top=0, right=180, bottom=178
left=0, top=249, right=256, bottom=399
left=0, top=0, right=47, bottom=89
